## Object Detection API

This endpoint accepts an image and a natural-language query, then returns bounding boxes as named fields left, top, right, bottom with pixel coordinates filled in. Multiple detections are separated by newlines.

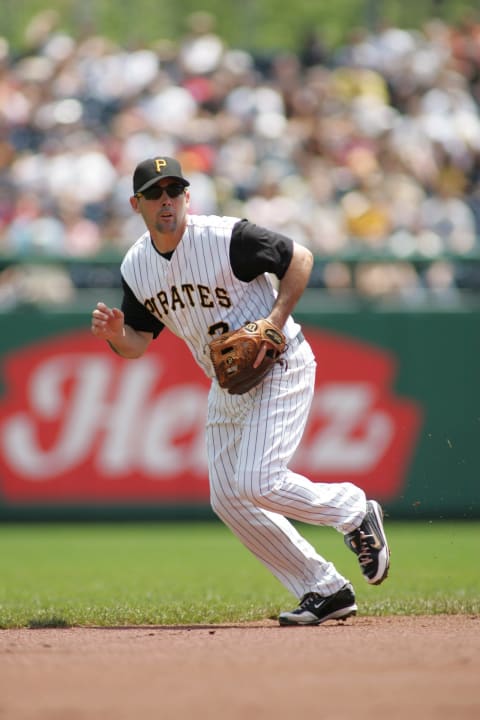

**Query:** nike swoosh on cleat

left=362, top=532, right=383, bottom=550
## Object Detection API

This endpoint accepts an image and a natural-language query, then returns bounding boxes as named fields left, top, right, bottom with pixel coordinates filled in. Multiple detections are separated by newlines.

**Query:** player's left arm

left=254, top=242, right=313, bottom=367
left=229, top=219, right=313, bottom=365
left=267, top=241, right=313, bottom=330
left=230, top=219, right=313, bottom=308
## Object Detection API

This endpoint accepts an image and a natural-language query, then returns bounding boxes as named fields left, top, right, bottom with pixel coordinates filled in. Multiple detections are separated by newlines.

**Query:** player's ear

left=130, top=195, right=140, bottom=213
left=184, top=188, right=191, bottom=208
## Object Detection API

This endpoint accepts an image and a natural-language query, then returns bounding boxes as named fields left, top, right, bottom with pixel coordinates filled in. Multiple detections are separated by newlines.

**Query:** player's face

left=130, top=180, right=190, bottom=236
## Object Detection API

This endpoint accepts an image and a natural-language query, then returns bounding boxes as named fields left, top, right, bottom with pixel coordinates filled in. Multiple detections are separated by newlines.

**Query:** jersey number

left=208, top=321, right=230, bottom=337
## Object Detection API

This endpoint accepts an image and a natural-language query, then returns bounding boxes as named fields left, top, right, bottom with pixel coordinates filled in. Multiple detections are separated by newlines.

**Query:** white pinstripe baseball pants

left=206, top=338, right=367, bottom=598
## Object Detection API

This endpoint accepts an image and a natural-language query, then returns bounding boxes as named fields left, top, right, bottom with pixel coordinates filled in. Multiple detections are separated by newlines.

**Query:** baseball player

left=91, top=155, right=390, bottom=626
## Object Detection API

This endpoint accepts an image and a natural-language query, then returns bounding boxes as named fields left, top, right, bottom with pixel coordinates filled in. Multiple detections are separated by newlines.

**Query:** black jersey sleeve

left=120, top=277, right=165, bottom=339
left=229, top=219, right=294, bottom=282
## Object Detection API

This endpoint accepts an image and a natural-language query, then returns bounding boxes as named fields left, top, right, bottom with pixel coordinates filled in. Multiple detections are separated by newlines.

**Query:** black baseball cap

left=133, top=156, right=190, bottom=194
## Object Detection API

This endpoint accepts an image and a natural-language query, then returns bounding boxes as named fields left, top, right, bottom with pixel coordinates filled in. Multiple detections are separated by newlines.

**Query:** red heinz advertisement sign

left=0, top=328, right=422, bottom=505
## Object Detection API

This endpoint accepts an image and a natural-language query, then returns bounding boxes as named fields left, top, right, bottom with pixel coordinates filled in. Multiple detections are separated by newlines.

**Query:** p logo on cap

left=154, top=158, right=167, bottom=173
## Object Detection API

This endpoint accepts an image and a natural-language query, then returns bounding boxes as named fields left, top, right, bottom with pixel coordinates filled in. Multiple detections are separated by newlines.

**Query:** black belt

left=290, top=331, right=305, bottom=347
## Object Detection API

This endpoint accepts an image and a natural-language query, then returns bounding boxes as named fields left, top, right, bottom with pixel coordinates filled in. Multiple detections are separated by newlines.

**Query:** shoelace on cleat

left=298, top=592, right=318, bottom=610
left=356, top=532, right=376, bottom=567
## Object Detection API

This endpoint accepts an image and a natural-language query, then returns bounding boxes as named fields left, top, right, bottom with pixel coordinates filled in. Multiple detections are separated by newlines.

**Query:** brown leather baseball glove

left=209, top=319, right=287, bottom=395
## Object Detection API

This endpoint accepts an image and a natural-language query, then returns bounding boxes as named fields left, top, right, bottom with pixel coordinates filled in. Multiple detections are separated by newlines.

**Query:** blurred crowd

left=1, top=9, right=480, bottom=306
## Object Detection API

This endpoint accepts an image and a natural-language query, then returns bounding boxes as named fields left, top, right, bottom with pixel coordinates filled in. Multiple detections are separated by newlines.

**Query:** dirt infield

left=1, top=615, right=479, bottom=720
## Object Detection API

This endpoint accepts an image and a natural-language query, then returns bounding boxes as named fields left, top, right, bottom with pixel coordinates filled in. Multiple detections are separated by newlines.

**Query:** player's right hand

left=91, top=301, right=125, bottom=341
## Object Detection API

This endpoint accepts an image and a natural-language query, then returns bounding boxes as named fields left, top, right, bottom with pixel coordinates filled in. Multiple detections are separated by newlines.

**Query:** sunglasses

left=135, top=183, right=186, bottom=201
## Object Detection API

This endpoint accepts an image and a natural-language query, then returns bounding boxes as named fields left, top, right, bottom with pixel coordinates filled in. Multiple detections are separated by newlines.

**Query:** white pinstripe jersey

left=120, top=214, right=300, bottom=379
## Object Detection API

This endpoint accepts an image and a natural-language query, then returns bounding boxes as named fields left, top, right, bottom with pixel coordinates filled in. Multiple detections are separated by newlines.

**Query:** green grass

left=0, top=521, right=478, bottom=628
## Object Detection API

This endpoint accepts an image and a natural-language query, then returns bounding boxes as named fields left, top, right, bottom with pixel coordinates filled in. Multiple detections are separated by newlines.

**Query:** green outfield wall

left=0, top=304, right=478, bottom=520
left=296, top=301, right=480, bottom=520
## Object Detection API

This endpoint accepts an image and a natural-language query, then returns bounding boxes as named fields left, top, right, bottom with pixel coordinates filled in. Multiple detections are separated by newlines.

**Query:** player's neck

left=149, top=221, right=186, bottom=254
left=151, top=234, right=180, bottom=253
